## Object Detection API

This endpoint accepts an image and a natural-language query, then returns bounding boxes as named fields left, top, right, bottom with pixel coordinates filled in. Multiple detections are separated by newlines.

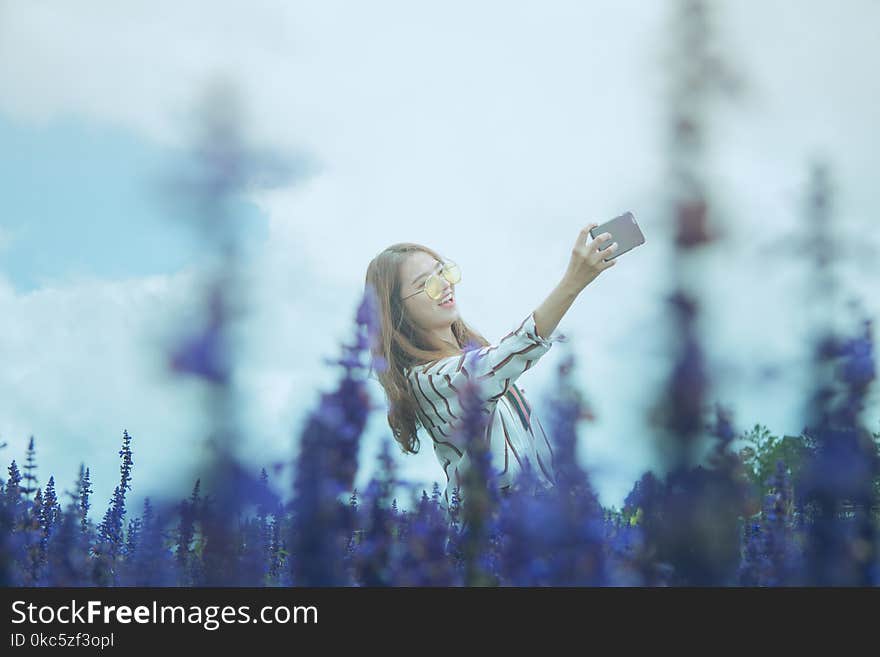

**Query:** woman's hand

left=562, top=222, right=618, bottom=292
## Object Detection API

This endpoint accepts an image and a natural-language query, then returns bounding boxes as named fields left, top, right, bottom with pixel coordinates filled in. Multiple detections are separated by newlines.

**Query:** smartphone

left=589, top=211, right=645, bottom=261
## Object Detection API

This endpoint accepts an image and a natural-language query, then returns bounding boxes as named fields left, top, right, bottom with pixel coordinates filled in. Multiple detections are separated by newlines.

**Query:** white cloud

left=0, top=266, right=200, bottom=514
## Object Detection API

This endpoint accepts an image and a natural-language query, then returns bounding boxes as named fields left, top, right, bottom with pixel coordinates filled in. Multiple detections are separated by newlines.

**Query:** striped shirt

left=404, top=311, right=568, bottom=515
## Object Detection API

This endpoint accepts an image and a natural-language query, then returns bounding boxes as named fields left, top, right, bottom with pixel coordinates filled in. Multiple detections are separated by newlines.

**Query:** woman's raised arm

left=534, top=222, right=618, bottom=339
left=408, top=222, right=619, bottom=419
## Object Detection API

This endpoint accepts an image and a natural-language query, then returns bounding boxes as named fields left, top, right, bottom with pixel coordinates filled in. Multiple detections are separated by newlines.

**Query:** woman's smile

left=438, top=293, right=456, bottom=309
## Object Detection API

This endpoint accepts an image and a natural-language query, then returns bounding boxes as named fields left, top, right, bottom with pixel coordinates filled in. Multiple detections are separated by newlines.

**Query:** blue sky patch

left=0, top=113, right=269, bottom=292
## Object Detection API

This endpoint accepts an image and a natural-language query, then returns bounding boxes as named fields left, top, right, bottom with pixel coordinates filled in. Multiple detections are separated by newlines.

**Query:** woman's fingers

left=565, top=222, right=620, bottom=289
left=591, top=234, right=614, bottom=253
left=577, top=223, right=599, bottom=250
left=594, top=240, right=618, bottom=264
left=602, top=257, right=618, bottom=269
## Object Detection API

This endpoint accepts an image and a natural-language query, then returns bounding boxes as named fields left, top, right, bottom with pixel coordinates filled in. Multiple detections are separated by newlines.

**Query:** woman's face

left=399, top=251, right=458, bottom=332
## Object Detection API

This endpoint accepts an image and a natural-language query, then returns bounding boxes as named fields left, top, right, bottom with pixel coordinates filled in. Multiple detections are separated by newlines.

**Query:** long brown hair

left=364, top=243, right=490, bottom=455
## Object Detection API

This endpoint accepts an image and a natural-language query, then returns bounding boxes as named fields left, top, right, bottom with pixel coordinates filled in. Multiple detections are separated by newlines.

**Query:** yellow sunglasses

left=402, top=260, right=461, bottom=301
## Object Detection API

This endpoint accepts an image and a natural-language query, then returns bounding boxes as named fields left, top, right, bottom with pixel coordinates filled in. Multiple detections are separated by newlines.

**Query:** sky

left=1, top=0, right=878, bottom=517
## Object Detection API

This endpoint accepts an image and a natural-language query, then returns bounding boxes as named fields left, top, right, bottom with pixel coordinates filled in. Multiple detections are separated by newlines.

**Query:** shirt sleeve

left=406, top=311, right=567, bottom=421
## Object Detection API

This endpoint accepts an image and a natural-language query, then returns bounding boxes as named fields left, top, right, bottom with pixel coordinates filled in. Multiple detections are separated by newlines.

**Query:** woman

left=363, top=223, right=618, bottom=517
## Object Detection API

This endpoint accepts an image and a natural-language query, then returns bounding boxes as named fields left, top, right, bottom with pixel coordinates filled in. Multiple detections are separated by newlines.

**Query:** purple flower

left=837, top=320, right=875, bottom=388
left=167, top=286, right=230, bottom=385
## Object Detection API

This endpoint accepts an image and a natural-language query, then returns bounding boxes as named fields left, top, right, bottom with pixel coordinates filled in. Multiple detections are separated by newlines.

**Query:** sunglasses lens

left=423, top=261, right=461, bottom=300
left=425, top=274, right=445, bottom=300
left=442, top=261, right=461, bottom=284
